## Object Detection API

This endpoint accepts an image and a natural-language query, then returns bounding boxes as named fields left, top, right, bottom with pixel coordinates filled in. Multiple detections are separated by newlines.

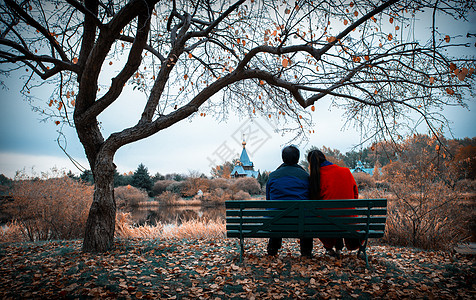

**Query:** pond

left=128, top=205, right=225, bottom=226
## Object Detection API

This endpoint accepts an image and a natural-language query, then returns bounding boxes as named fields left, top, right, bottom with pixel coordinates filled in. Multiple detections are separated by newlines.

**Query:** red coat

left=319, top=164, right=358, bottom=200
left=318, top=164, right=361, bottom=250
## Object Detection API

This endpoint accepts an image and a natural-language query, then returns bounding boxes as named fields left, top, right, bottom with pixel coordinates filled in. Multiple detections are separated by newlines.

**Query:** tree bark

left=82, top=155, right=116, bottom=253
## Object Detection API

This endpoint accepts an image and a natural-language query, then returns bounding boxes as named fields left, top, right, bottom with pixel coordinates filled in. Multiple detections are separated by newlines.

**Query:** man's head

left=282, top=145, right=300, bottom=165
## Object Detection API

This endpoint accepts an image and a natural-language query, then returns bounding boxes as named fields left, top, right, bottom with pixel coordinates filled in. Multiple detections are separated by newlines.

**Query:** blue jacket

left=266, top=163, right=310, bottom=200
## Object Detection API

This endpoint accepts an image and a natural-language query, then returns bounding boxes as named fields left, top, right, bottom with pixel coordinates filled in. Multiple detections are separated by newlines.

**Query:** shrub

left=375, top=180, right=390, bottom=191
left=5, top=176, right=93, bottom=241
left=233, top=190, right=251, bottom=200
left=156, top=191, right=181, bottom=206
left=209, top=178, right=230, bottom=190
left=166, top=181, right=186, bottom=195
left=233, top=177, right=260, bottom=195
left=201, top=188, right=232, bottom=206
left=182, top=177, right=211, bottom=197
left=383, top=191, right=469, bottom=250
left=358, top=188, right=388, bottom=199
left=0, top=220, right=25, bottom=243
left=352, top=172, right=375, bottom=191
left=152, top=180, right=175, bottom=196
left=381, top=161, right=471, bottom=250
left=115, top=185, right=148, bottom=209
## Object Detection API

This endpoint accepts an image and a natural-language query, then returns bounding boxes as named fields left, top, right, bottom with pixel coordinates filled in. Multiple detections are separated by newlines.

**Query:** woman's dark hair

left=308, top=150, right=326, bottom=199
left=282, top=145, right=300, bottom=165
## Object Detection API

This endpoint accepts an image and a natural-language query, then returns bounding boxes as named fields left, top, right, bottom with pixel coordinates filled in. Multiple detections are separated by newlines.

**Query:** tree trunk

left=82, top=156, right=116, bottom=253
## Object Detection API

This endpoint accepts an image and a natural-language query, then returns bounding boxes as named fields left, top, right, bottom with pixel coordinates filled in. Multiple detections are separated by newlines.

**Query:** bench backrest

left=226, top=199, right=387, bottom=239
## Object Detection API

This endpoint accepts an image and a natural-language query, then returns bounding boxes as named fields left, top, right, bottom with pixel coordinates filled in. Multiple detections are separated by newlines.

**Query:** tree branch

left=106, top=68, right=250, bottom=151
left=4, top=0, right=69, bottom=62
left=119, top=35, right=165, bottom=62
left=77, top=0, right=99, bottom=79
left=189, top=0, right=246, bottom=38
left=65, top=0, right=103, bottom=28
left=0, top=38, right=79, bottom=78
left=75, top=0, right=158, bottom=118
left=81, top=12, right=152, bottom=122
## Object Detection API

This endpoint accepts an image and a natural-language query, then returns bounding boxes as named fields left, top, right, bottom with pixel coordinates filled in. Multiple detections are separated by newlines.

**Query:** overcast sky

left=0, top=6, right=475, bottom=179
left=1, top=75, right=474, bottom=180
left=0, top=78, right=362, bottom=178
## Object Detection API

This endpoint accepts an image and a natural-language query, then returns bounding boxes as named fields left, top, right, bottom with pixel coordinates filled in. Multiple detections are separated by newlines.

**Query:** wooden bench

left=225, top=199, right=387, bottom=266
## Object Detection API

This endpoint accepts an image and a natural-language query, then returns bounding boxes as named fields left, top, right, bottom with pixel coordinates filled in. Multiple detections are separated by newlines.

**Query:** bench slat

left=226, top=208, right=387, bottom=217
left=225, top=199, right=387, bottom=209
left=225, top=198, right=387, bottom=267
left=226, top=230, right=385, bottom=239
left=226, top=216, right=387, bottom=224
left=226, top=223, right=386, bottom=232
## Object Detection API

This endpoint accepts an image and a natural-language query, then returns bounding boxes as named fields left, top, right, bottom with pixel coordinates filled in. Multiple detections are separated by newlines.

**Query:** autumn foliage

left=153, top=177, right=261, bottom=205
left=114, top=185, right=148, bottom=209
left=0, top=238, right=474, bottom=299
left=3, top=176, right=93, bottom=242
left=1, top=134, right=474, bottom=252
left=1, top=0, right=474, bottom=253
left=366, top=135, right=475, bottom=250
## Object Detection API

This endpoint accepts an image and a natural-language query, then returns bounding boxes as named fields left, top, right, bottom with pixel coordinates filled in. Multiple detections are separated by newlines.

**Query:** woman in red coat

left=308, top=150, right=361, bottom=258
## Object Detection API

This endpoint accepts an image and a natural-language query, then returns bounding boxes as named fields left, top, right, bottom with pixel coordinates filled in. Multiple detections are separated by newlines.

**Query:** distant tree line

left=65, top=134, right=476, bottom=197
left=299, top=135, right=475, bottom=181
left=2, top=134, right=473, bottom=199
left=1, top=134, right=474, bottom=249
left=77, top=163, right=191, bottom=197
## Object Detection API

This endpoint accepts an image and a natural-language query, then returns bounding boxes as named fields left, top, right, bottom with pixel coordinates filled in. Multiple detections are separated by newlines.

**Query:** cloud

left=2, top=90, right=474, bottom=180
left=0, top=152, right=88, bottom=179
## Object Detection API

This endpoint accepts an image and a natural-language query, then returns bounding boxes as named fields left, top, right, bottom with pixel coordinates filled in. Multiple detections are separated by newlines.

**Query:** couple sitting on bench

left=266, top=145, right=361, bottom=259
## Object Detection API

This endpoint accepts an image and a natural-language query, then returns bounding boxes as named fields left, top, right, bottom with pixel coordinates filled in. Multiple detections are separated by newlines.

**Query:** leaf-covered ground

left=0, top=238, right=474, bottom=299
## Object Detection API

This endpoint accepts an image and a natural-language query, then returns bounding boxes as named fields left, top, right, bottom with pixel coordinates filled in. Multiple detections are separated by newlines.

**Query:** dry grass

left=161, top=219, right=225, bottom=239
left=155, top=191, right=203, bottom=206
left=173, top=198, right=202, bottom=206
left=2, top=212, right=225, bottom=243
left=138, top=200, right=160, bottom=206
left=138, top=199, right=202, bottom=207
left=115, top=212, right=225, bottom=240
left=0, top=221, right=26, bottom=243
left=115, top=212, right=164, bottom=239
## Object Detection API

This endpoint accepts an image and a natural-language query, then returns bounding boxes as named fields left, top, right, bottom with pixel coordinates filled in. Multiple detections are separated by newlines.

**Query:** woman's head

left=307, top=149, right=326, bottom=166
left=308, top=149, right=326, bottom=199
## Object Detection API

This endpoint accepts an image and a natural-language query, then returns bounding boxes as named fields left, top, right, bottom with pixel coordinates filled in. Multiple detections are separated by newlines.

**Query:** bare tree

left=0, top=0, right=474, bottom=252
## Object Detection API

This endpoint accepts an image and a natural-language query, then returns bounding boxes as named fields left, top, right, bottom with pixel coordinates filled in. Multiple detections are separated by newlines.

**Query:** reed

left=138, top=200, right=160, bottom=207
left=115, top=212, right=163, bottom=239
left=161, top=218, right=226, bottom=240
left=115, top=212, right=225, bottom=240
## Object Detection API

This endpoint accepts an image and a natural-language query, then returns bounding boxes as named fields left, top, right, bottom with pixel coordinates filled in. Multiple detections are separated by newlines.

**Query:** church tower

left=231, top=136, right=259, bottom=178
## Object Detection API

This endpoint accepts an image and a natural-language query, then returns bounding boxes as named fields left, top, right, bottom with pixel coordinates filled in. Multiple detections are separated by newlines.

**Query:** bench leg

left=239, top=237, right=244, bottom=263
left=357, top=238, right=369, bottom=268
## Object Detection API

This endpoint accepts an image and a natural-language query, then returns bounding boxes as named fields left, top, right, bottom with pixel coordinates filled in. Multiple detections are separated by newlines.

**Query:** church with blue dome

left=231, top=138, right=259, bottom=178
left=350, top=160, right=376, bottom=175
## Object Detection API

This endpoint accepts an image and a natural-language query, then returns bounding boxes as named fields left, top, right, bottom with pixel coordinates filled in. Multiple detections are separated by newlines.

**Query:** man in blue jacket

left=266, top=145, right=311, bottom=257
